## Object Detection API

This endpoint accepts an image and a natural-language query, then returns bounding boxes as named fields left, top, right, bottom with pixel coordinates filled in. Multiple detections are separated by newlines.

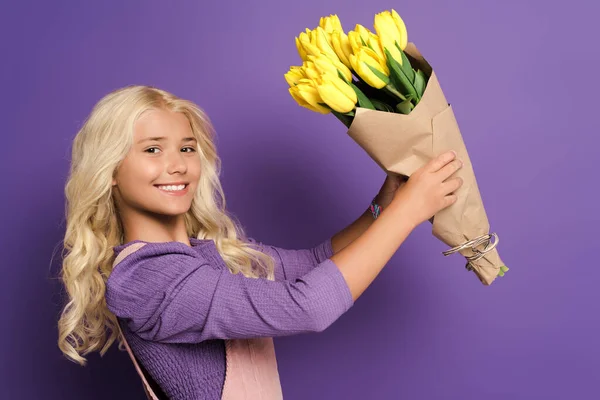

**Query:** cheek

left=130, top=158, right=161, bottom=180
left=119, top=157, right=162, bottom=187
left=190, top=159, right=202, bottom=178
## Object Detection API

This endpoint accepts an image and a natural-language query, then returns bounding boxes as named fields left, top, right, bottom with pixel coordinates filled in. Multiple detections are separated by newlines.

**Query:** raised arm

left=247, top=237, right=334, bottom=282
left=106, top=242, right=353, bottom=344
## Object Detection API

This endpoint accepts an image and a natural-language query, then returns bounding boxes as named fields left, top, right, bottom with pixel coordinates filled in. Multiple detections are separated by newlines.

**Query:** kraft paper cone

left=347, top=42, right=506, bottom=286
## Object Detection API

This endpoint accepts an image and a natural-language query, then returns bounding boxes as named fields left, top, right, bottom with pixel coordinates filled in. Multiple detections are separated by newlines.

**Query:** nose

left=166, top=149, right=188, bottom=175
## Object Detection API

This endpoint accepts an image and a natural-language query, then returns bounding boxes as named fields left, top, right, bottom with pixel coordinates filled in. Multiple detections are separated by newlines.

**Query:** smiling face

left=111, top=108, right=202, bottom=240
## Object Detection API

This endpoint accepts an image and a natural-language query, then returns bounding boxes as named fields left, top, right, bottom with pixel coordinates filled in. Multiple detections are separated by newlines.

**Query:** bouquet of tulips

left=284, top=10, right=508, bottom=285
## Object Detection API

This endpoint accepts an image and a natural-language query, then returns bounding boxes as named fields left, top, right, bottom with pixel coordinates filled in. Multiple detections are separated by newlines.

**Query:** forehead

left=133, top=109, right=193, bottom=142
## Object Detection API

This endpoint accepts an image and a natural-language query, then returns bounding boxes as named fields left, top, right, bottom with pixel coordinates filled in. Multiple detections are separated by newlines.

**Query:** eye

left=144, top=147, right=196, bottom=154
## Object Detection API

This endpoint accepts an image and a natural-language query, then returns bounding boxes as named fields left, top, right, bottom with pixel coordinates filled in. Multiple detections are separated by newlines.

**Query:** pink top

left=112, top=242, right=283, bottom=399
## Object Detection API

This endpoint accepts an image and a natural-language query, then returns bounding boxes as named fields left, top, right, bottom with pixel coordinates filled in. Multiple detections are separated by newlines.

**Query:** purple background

left=1, top=0, right=597, bottom=399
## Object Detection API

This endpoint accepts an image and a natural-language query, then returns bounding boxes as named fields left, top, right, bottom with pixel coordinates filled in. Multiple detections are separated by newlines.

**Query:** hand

left=374, top=173, right=408, bottom=209
left=391, top=150, right=464, bottom=227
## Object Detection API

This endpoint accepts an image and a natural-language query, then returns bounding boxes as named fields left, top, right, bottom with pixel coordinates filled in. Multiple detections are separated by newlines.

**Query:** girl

left=57, top=85, right=463, bottom=399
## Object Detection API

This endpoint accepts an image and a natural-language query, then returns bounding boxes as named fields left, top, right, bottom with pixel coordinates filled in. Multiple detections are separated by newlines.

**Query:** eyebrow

left=138, top=136, right=197, bottom=144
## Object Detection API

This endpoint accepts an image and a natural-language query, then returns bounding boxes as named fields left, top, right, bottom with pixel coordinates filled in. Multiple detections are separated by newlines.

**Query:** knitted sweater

left=105, top=236, right=354, bottom=399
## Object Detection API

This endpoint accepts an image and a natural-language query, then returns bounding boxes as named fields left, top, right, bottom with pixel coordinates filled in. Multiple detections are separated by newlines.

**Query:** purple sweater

left=105, top=236, right=354, bottom=399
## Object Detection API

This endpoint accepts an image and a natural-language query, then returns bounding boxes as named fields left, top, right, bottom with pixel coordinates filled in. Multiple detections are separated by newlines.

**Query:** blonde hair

left=57, top=85, right=275, bottom=366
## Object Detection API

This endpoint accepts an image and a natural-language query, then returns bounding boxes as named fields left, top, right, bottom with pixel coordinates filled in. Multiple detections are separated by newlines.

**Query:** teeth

left=158, top=184, right=186, bottom=191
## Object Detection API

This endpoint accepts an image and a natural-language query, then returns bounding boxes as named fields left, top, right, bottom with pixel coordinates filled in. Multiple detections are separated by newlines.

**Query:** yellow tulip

left=374, top=9, right=408, bottom=64
left=314, top=73, right=357, bottom=113
left=290, top=87, right=328, bottom=114
left=307, top=53, right=352, bottom=82
left=289, top=79, right=330, bottom=114
left=319, top=14, right=344, bottom=33
left=295, top=27, right=341, bottom=63
left=284, top=66, right=305, bottom=87
left=312, top=27, right=339, bottom=61
left=390, top=9, right=408, bottom=49
left=347, top=30, right=363, bottom=55
left=331, top=30, right=352, bottom=68
left=349, top=47, right=390, bottom=89
left=367, top=32, right=385, bottom=61
left=295, top=37, right=308, bottom=60
left=295, top=29, right=320, bottom=61
left=317, top=14, right=353, bottom=68
left=354, top=24, right=373, bottom=45
left=302, top=60, right=321, bottom=80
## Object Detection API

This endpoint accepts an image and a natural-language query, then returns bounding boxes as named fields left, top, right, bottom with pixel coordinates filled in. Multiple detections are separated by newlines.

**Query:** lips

left=154, top=182, right=189, bottom=186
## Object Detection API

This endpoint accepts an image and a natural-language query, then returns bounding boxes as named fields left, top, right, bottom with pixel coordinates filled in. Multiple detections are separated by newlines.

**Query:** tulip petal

left=391, top=9, right=408, bottom=50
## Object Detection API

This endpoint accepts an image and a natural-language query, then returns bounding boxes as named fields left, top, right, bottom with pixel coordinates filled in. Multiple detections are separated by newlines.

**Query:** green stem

left=331, top=110, right=353, bottom=128
left=384, top=84, right=407, bottom=101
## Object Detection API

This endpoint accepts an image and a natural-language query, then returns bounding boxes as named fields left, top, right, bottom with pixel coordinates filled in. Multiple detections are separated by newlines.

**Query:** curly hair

left=57, top=85, right=275, bottom=366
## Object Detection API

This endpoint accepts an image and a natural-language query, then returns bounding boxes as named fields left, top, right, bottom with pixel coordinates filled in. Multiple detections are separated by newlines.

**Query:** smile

left=155, top=184, right=189, bottom=196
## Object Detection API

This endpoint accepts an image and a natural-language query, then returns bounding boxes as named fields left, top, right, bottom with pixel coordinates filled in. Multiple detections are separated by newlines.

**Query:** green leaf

left=384, top=84, right=407, bottom=101
left=396, top=42, right=415, bottom=83
left=350, top=82, right=376, bottom=110
left=371, top=99, right=394, bottom=112
left=414, top=69, right=426, bottom=100
left=331, top=110, right=353, bottom=128
left=396, top=96, right=414, bottom=114
left=384, top=48, right=418, bottom=103
left=337, top=70, right=350, bottom=85
left=366, top=64, right=390, bottom=86
left=498, top=265, right=509, bottom=277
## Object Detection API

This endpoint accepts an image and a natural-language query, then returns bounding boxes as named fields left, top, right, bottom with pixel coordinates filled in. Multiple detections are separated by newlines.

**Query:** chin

left=146, top=204, right=192, bottom=218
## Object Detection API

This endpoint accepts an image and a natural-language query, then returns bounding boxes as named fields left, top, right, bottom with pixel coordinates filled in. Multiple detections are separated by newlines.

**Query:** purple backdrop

left=1, top=0, right=598, bottom=399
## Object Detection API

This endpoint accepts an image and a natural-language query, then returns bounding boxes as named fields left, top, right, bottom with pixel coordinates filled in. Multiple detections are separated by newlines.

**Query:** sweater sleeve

left=246, top=237, right=335, bottom=282
left=105, top=241, right=353, bottom=344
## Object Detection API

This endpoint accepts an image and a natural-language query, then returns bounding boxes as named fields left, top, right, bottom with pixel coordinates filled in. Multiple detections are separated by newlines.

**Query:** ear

left=112, top=178, right=117, bottom=186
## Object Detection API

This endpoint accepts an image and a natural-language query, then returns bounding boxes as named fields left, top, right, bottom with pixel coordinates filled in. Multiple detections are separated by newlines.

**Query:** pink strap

left=112, top=243, right=159, bottom=400
left=117, top=323, right=160, bottom=400
left=221, top=337, right=283, bottom=400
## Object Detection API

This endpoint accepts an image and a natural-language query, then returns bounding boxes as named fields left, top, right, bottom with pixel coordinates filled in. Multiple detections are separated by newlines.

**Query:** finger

left=441, top=176, right=463, bottom=195
left=437, top=158, right=463, bottom=181
left=427, top=150, right=457, bottom=173
left=443, top=194, right=458, bottom=207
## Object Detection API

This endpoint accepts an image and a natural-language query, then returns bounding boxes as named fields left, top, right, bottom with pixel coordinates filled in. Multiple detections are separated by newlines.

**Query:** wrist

left=367, top=197, right=383, bottom=219
left=387, top=200, right=418, bottom=231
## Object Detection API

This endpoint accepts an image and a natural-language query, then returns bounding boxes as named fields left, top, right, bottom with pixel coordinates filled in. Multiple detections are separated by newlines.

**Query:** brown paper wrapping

left=347, top=42, right=506, bottom=285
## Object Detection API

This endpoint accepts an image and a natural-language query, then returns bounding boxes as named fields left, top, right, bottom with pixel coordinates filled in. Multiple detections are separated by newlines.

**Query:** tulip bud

left=295, top=37, right=308, bottom=61
left=307, top=53, right=352, bottom=83
left=390, top=9, right=408, bottom=50
left=367, top=32, right=385, bottom=61
left=354, top=24, right=373, bottom=45
left=349, top=47, right=390, bottom=89
left=374, top=9, right=408, bottom=64
left=331, top=30, right=352, bottom=68
left=295, top=27, right=347, bottom=66
left=295, top=29, right=321, bottom=61
left=289, top=79, right=330, bottom=114
left=314, top=73, right=357, bottom=113
left=302, top=61, right=320, bottom=80
left=313, top=27, right=339, bottom=61
left=319, top=14, right=344, bottom=34
left=347, top=31, right=363, bottom=55
left=284, top=66, right=306, bottom=87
